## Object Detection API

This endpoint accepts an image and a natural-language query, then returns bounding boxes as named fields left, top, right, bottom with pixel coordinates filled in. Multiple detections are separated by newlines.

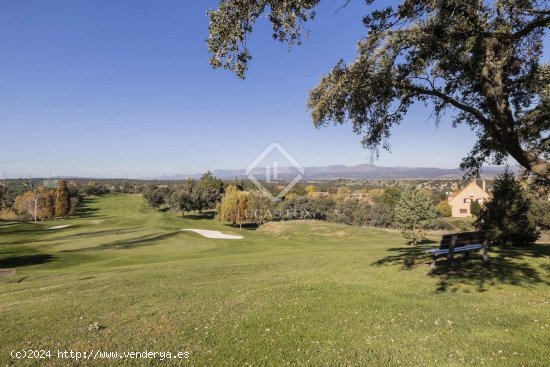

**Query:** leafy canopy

left=208, top=0, right=550, bottom=180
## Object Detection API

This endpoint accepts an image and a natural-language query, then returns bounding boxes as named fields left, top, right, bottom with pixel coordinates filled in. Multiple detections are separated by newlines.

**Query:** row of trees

left=216, top=184, right=436, bottom=238
left=215, top=171, right=547, bottom=247
left=12, top=180, right=76, bottom=221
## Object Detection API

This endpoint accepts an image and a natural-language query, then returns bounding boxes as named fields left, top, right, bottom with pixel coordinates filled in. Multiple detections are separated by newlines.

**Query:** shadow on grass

left=0, top=254, right=55, bottom=268
left=74, top=199, right=101, bottom=218
left=372, top=243, right=550, bottom=292
left=61, top=231, right=180, bottom=252
left=223, top=222, right=259, bottom=231
left=182, top=211, right=216, bottom=220
left=50, top=228, right=145, bottom=241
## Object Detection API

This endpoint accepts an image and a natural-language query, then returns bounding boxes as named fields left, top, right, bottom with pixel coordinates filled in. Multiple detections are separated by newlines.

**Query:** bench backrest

left=440, top=230, right=493, bottom=249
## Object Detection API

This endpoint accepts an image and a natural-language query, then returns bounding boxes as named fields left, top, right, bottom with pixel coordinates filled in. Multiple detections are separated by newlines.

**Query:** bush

left=0, top=208, right=19, bottom=221
left=326, top=199, right=371, bottom=226
left=529, top=200, right=550, bottom=231
left=431, top=218, right=454, bottom=231
left=369, top=204, right=395, bottom=228
left=470, top=200, right=482, bottom=217
left=436, top=200, right=452, bottom=217
left=475, top=170, right=539, bottom=246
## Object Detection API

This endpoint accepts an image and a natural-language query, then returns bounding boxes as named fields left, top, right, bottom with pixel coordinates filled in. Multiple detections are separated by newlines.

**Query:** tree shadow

left=371, top=244, right=429, bottom=270
left=61, top=232, right=180, bottom=252
left=372, top=243, right=550, bottom=292
left=0, top=254, right=55, bottom=268
left=223, top=222, right=259, bottom=231
left=74, top=206, right=101, bottom=219
left=182, top=211, right=216, bottom=220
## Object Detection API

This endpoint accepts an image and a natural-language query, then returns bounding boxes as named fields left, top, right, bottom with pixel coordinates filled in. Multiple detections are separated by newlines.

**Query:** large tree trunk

left=479, top=49, right=550, bottom=181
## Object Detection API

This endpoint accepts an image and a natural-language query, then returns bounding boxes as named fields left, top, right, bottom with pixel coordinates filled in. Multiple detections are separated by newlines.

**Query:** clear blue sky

left=1, top=0, right=548, bottom=178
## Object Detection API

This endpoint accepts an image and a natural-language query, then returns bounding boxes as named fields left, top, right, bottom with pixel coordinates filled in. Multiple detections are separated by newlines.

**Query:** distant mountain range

left=148, top=164, right=518, bottom=181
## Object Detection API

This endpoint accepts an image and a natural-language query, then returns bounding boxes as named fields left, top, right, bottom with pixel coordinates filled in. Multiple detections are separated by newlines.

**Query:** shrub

left=529, top=200, right=550, bottom=231
left=431, top=218, right=454, bottom=231
left=369, top=204, right=395, bottom=228
left=470, top=200, right=482, bottom=217
left=436, top=200, right=452, bottom=217
left=475, top=170, right=539, bottom=246
left=0, top=208, right=19, bottom=221
left=326, top=199, right=371, bottom=226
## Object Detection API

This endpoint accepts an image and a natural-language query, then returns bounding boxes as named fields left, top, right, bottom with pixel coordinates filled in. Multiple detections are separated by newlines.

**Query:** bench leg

left=430, top=256, right=437, bottom=268
left=447, top=254, right=457, bottom=268
left=463, top=252, right=470, bottom=262
left=481, top=248, right=490, bottom=263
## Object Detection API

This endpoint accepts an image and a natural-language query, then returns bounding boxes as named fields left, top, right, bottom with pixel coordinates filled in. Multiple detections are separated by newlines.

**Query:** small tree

left=218, top=185, right=247, bottom=227
left=395, top=187, right=437, bottom=245
left=147, top=189, right=166, bottom=209
left=436, top=200, right=452, bottom=217
left=470, top=200, right=482, bottom=217
left=14, top=191, right=43, bottom=222
left=475, top=170, right=539, bottom=246
left=170, top=185, right=194, bottom=217
left=245, top=191, right=273, bottom=226
left=55, top=180, right=71, bottom=219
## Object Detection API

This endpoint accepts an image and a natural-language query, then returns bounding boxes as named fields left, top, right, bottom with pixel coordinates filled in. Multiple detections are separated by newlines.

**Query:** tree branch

left=407, top=83, right=491, bottom=126
left=512, top=15, right=550, bottom=39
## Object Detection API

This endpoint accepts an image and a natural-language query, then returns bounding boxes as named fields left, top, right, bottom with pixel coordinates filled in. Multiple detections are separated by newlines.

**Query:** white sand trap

left=181, top=229, right=243, bottom=239
left=48, top=224, right=72, bottom=230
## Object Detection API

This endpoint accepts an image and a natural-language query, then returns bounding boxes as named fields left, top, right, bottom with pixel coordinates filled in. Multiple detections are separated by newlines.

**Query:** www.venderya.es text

left=10, top=349, right=190, bottom=361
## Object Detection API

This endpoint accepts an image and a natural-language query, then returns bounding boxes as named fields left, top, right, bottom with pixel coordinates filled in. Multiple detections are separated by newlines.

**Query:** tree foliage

left=436, top=200, right=452, bottom=217
left=470, top=200, right=482, bottom=217
left=395, top=186, right=437, bottom=244
left=55, top=180, right=71, bottom=219
left=170, top=180, right=196, bottom=216
left=194, top=171, right=225, bottom=213
left=14, top=190, right=43, bottom=221
left=209, top=0, right=550, bottom=180
left=245, top=190, right=274, bottom=226
left=475, top=170, right=539, bottom=246
left=44, top=190, right=56, bottom=219
left=218, top=185, right=248, bottom=227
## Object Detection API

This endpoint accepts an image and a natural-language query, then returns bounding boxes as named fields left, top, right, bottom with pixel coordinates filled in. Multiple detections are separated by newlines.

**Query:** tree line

left=143, top=172, right=225, bottom=215
left=0, top=180, right=79, bottom=222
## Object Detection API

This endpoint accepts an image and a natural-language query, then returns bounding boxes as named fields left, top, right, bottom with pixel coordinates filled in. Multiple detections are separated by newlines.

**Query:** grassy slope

left=0, top=194, right=548, bottom=366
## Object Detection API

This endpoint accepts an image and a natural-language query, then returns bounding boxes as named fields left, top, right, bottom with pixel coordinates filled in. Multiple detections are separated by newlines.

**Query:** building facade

left=447, top=180, right=490, bottom=217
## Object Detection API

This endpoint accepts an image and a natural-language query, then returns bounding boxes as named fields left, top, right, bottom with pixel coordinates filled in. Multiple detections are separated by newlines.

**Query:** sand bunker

left=181, top=229, right=243, bottom=239
left=48, top=224, right=72, bottom=230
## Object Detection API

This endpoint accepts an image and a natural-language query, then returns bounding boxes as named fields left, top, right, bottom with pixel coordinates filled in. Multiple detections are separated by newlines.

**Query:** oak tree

left=208, top=0, right=550, bottom=180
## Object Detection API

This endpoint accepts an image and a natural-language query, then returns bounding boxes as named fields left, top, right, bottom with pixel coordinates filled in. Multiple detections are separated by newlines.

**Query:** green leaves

left=395, top=187, right=437, bottom=245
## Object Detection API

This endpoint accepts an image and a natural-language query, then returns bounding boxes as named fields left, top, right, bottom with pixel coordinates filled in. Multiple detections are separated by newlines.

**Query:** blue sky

left=0, top=0, right=548, bottom=178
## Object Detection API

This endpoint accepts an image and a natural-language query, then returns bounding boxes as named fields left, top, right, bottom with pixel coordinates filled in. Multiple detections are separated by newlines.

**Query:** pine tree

left=475, top=170, right=539, bottom=246
left=395, top=187, right=437, bottom=245
left=55, top=180, right=71, bottom=219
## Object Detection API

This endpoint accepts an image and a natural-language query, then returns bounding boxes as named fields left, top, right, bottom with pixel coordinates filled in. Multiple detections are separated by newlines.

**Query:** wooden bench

left=425, top=231, right=492, bottom=268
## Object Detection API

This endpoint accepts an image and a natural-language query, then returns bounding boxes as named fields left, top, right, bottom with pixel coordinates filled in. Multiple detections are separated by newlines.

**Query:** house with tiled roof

left=447, top=180, right=490, bottom=217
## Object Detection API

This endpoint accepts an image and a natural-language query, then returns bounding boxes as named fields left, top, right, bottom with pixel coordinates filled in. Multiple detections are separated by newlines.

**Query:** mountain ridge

left=147, top=164, right=518, bottom=180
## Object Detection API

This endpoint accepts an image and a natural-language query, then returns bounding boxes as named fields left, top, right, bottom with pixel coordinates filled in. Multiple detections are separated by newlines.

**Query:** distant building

left=447, top=180, right=489, bottom=217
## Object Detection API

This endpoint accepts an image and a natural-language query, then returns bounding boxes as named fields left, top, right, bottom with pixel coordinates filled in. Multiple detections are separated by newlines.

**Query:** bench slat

left=426, top=244, right=482, bottom=255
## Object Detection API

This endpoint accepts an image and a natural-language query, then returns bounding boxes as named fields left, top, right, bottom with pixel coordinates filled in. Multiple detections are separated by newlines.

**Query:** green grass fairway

left=1, top=194, right=549, bottom=366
